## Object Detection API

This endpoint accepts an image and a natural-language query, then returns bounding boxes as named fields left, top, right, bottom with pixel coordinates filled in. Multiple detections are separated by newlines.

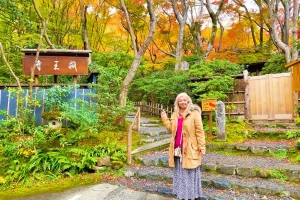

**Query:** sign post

left=201, top=99, right=217, bottom=134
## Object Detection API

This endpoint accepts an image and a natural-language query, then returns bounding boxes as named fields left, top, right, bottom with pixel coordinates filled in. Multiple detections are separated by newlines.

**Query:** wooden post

left=209, top=111, right=212, bottom=134
left=54, top=75, right=58, bottom=83
left=34, top=75, right=39, bottom=84
left=73, top=75, right=78, bottom=84
left=34, top=75, right=39, bottom=89
left=243, top=70, right=250, bottom=119
left=294, top=91, right=299, bottom=117
left=127, top=124, right=132, bottom=164
left=137, top=107, right=140, bottom=132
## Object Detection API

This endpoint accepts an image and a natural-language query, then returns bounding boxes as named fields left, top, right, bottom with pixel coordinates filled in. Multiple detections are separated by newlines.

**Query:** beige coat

left=161, top=105, right=206, bottom=169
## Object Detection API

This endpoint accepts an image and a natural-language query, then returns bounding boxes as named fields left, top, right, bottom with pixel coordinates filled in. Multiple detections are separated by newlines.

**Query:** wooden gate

left=248, top=72, right=294, bottom=120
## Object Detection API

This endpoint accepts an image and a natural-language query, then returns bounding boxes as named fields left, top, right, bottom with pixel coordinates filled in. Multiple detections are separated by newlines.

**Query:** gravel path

left=138, top=149, right=300, bottom=170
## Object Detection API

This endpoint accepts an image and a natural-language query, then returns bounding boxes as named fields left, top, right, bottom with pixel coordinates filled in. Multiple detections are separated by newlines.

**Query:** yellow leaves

left=0, top=176, right=6, bottom=184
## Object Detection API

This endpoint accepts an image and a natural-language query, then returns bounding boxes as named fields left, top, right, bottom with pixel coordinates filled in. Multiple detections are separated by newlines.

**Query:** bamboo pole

left=137, top=107, right=140, bottom=132
left=127, top=124, right=132, bottom=164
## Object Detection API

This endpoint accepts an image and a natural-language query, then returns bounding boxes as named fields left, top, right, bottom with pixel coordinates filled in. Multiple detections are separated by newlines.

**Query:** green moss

left=268, top=169, right=288, bottom=182
left=0, top=173, right=101, bottom=200
left=237, top=52, right=271, bottom=64
left=41, top=110, right=62, bottom=120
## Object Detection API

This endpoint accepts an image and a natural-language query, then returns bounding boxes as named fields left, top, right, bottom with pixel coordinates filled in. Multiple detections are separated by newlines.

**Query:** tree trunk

left=171, top=0, right=189, bottom=70
left=216, top=18, right=224, bottom=52
left=80, top=2, right=91, bottom=64
left=291, top=0, right=299, bottom=61
left=203, top=0, right=224, bottom=60
left=118, top=0, right=156, bottom=124
left=266, top=0, right=292, bottom=62
left=32, top=0, right=55, bottom=49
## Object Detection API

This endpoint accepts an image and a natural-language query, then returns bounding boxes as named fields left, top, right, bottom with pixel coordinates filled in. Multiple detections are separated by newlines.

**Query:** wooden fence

left=135, top=72, right=299, bottom=121
left=0, top=88, right=96, bottom=125
left=135, top=101, right=173, bottom=117
left=247, top=72, right=295, bottom=121
left=135, top=79, right=247, bottom=118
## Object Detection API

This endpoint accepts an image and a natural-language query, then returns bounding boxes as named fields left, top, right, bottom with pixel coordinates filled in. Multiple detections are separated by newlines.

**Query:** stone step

left=140, top=123, right=162, bottom=127
left=126, top=117, right=160, bottom=124
left=206, top=141, right=295, bottom=156
left=138, top=126, right=169, bottom=135
left=140, top=134, right=171, bottom=143
left=132, top=138, right=171, bottom=155
left=116, top=174, right=290, bottom=200
left=133, top=151, right=300, bottom=184
left=125, top=165, right=300, bottom=199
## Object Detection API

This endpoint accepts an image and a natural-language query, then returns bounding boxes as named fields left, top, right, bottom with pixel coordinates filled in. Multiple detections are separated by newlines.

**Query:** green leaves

left=130, top=70, right=189, bottom=105
left=260, top=54, right=287, bottom=75
left=189, top=60, right=244, bottom=101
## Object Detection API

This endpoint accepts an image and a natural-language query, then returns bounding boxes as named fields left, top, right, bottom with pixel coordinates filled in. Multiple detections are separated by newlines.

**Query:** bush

left=188, top=60, right=244, bottom=102
left=296, top=139, right=300, bottom=150
left=260, top=54, right=287, bottom=75
left=129, top=70, right=189, bottom=105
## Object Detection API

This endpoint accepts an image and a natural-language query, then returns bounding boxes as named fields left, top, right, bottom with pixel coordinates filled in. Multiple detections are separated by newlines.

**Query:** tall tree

left=263, top=0, right=299, bottom=62
left=171, top=0, right=190, bottom=70
left=118, top=0, right=156, bottom=110
left=232, top=0, right=258, bottom=48
left=203, top=0, right=225, bottom=59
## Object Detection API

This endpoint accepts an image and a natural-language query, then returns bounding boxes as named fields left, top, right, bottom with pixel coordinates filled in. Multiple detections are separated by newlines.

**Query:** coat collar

left=175, top=104, right=201, bottom=118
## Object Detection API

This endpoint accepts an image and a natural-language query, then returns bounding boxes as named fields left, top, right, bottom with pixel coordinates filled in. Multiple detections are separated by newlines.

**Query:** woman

left=161, top=92, right=206, bottom=200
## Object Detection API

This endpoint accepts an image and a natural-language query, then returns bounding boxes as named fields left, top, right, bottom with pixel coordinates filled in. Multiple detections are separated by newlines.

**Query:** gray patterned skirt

left=172, top=157, right=202, bottom=200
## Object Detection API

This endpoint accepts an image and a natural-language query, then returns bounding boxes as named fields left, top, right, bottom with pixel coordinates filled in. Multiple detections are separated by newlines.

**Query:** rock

left=93, top=166, right=106, bottom=172
left=236, top=167, right=257, bottom=177
left=111, top=161, right=124, bottom=169
left=202, top=163, right=217, bottom=172
left=212, top=178, right=231, bottom=190
left=250, top=146, right=268, bottom=154
left=143, top=159, right=158, bottom=166
left=285, top=169, right=300, bottom=182
left=235, top=144, right=249, bottom=151
left=97, top=156, right=111, bottom=166
left=124, top=169, right=136, bottom=177
left=217, top=164, right=237, bottom=175
left=256, top=169, right=270, bottom=178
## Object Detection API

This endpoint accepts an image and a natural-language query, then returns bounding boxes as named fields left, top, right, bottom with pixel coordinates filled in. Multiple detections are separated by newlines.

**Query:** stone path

left=126, top=114, right=300, bottom=199
left=12, top=183, right=176, bottom=200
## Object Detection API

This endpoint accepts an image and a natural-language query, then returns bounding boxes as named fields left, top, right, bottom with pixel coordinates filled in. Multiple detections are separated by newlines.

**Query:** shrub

left=188, top=60, right=244, bottom=102
left=296, top=139, right=300, bottom=150
left=260, top=54, right=287, bottom=75
left=285, top=130, right=300, bottom=139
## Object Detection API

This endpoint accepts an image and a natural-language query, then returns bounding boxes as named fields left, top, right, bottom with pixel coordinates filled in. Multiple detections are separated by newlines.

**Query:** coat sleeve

left=161, top=114, right=172, bottom=132
left=194, top=110, right=206, bottom=150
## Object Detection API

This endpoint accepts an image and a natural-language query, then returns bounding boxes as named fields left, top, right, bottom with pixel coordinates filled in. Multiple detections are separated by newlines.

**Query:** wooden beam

left=285, top=59, right=300, bottom=68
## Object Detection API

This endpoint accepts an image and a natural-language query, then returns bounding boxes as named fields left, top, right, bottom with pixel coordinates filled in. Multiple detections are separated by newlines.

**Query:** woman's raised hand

left=161, top=109, right=167, bottom=117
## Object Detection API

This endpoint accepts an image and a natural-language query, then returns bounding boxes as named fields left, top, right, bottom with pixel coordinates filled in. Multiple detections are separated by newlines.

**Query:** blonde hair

left=174, top=92, right=193, bottom=112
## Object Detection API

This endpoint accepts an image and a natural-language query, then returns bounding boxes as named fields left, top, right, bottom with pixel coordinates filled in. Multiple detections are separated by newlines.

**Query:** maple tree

left=117, top=0, right=156, bottom=118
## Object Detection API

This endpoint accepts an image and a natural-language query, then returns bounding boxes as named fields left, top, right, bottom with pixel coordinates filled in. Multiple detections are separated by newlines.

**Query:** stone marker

left=216, top=101, right=226, bottom=141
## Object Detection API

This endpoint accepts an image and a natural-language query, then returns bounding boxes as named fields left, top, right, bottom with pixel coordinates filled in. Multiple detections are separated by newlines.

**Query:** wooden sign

left=286, top=59, right=300, bottom=91
left=201, top=99, right=217, bottom=111
left=21, top=49, right=91, bottom=76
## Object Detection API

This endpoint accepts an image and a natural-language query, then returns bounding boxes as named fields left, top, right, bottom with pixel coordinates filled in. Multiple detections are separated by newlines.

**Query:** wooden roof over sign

left=21, top=49, right=92, bottom=57
left=285, top=59, right=300, bottom=68
left=285, top=59, right=300, bottom=91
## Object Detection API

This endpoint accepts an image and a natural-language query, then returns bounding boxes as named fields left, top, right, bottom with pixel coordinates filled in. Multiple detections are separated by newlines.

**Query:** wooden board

left=292, top=64, right=300, bottom=91
left=248, top=73, right=293, bottom=120
left=201, top=99, right=217, bottom=111
left=22, top=56, right=88, bottom=75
